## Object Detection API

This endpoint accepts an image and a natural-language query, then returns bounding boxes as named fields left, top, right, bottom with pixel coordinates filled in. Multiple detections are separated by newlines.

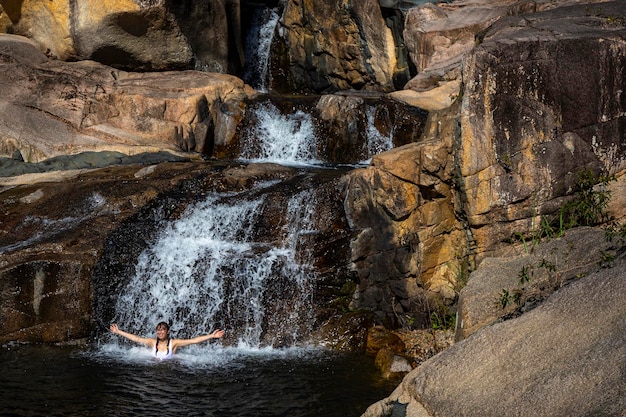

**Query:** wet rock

left=315, top=93, right=428, bottom=163
left=1, top=159, right=360, bottom=346
left=232, top=94, right=428, bottom=164
left=0, top=161, right=221, bottom=344
left=221, top=162, right=296, bottom=189
left=313, top=311, right=376, bottom=351
left=275, top=0, right=396, bottom=93
left=374, top=348, right=412, bottom=379
left=366, top=325, right=405, bottom=355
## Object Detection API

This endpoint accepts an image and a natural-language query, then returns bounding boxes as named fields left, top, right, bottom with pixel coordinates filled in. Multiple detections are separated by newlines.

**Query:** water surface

left=1, top=344, right=398, bottom=417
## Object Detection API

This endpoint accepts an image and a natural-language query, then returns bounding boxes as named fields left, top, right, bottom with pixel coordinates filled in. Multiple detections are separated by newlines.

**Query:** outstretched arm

left=110, top=323, right=154, bottom=348
left=173, top=329, right=225, bottom=350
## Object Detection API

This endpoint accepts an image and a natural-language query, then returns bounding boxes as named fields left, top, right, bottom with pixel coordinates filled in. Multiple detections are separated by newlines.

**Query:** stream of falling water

left=239, top=101, right=322, bottom=165
left=364, top=106, right=394, bottom=160
left=243, top=7, right=280, bottom=92
left=111, top=185, right=317, bottom=350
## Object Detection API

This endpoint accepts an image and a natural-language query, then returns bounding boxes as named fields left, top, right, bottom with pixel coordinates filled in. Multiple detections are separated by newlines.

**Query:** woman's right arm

left=110, top=323, right=154, bottom=347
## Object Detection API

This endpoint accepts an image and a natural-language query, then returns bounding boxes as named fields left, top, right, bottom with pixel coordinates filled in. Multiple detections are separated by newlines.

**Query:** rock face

left=460, top=1, right=626, bottom=259
left=336, top=0, right=626, bottom=330
left=455, top=227, right=618, bottom=341
left=343, top=103, right=470, bottom=327
left=272, top=0, right=398, bottom=93
left=0, top=34, right=254, bottom=162
left=227, top=93, right=429, bottom=163
left=362, top=229, right=626, bottom=417
left=401, top=0, right=609, bottom=92
left=1, top=0, right=626, bottom=375
left=0, top=0, right=244, bottom=72
left=343, top=1, right=626, bottom=326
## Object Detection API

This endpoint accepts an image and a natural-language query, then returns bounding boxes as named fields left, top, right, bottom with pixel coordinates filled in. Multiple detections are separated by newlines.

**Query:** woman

left=110, top=322, right=225, bottom=360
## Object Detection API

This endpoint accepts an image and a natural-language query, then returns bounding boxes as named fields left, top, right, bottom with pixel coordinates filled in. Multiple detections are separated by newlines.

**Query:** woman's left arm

left=173, top=329, right=225, bottom=350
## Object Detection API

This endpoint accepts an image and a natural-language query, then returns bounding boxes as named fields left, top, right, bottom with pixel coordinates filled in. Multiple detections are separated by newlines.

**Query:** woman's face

left=156, top=325, right=169, bottom=340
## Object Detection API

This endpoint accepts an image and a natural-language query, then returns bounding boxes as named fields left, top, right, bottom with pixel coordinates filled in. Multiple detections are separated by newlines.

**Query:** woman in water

left=110, top=322, right=225, bottom=360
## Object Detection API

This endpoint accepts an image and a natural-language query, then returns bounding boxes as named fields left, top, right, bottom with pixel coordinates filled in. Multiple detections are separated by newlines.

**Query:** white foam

left=239, top=102, right=322, bottom=165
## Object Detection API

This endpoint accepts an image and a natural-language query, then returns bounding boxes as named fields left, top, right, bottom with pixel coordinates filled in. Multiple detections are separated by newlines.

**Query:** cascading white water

left=239, top=101, right=322, bottom=165
left=363, top=106, right=394, bottom=162
left=243, top=8, right=281, bottom=92
left=112, top=184, right=318, bottom=349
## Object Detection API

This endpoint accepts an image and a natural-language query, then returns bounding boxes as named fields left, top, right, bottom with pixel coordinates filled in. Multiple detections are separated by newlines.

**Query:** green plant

left=605, top=222, right=626, bottom=253
left=452, top=257, right=472, bottom=294
left=559, top=170, right=614, bottom=228
left=518, top=264, right=532, bottom=284
left=516, top=170, right=615, bottom=250
left=515, top=232, right=530, bottom=253
left=499, top=289, right=511, bottom=309
left=430, top=311, right=455, bottom=330
left=599, top=250, right=615, bottom=268
left=537, top=258, right=556, bottom=273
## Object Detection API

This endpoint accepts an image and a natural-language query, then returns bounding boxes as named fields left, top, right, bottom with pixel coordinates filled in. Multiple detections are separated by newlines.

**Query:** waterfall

left=112, top=183, right=319, bottom=348
left=243, top=7, right=281, bottom=92
left=363, top=106, right=394, bottom=162
left=239, top=101, right=321, bottom=165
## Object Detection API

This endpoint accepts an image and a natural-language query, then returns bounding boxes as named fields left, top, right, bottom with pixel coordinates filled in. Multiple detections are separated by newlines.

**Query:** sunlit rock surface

left=343, top=104, right=469, bottom=326
left=362, top=228, right=626, bottom=417
left=0, top=0, right=245, bottom=72
left=456, top=227, right=619, bottom=341
left=0, top=34, right=254, bottom=162
left=459, top=1, right=626, bottom=259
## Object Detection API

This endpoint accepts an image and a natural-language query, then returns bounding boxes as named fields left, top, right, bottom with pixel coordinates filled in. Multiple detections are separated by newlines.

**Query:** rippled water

left=0, top=344, right=398, bottom=417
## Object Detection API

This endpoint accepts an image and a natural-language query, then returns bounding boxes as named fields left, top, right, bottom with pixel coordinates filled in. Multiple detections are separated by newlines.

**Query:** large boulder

left=456, top=227, right=619, bottom=341
left=0, top=34, right=255, bottom=162
left=400, top=0, right=609, bottom=92
left=362, top=241, right=626, bottom=417
left=0, top=0, right=245, bottom=72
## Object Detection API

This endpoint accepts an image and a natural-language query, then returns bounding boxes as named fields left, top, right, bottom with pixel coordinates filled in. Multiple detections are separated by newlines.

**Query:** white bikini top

left=153, top=338, right=174, bottom=360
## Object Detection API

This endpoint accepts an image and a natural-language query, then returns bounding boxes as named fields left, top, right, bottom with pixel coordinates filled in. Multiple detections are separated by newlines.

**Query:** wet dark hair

left=156, top=321, right=170, bottom=331
left=155, top=322, right=171, bottom=356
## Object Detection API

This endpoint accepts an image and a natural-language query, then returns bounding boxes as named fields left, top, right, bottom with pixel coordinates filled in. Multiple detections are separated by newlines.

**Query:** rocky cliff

left=343, top=0, right=626, bottom=331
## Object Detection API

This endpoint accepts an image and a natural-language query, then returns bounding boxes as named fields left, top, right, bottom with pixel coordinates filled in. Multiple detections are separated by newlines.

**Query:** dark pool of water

left=0, top=344, right=399, bottom=417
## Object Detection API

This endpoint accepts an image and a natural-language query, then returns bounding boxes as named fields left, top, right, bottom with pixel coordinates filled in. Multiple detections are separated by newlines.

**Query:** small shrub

left=514, top=169, right=615, bottom=251
left=559, top=169, right=614, bottom=228
left=499, top=289, right=511, bottom=309
left=430, top=311, right=455, bottom=330
left=518, top=264, right=532, bottom=284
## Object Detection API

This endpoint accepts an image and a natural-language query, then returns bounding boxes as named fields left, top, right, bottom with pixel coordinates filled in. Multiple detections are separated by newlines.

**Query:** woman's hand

left=110, top=323, right=120, bottom=334
left=210, top=329, right=225, bottom=339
